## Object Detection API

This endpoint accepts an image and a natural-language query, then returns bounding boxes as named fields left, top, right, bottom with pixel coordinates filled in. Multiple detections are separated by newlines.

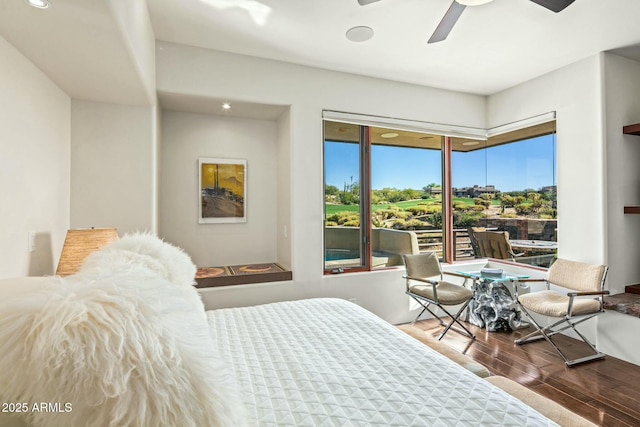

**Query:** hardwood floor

left=412, top=319, right=640, bottom=427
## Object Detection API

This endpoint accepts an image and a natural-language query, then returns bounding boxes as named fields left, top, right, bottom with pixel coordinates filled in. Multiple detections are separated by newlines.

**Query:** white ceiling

left=146, top=0, right=640, bottom=95
left=1, top=0, right=640, bottom=105
left=0, top=0, right=153, bottom=105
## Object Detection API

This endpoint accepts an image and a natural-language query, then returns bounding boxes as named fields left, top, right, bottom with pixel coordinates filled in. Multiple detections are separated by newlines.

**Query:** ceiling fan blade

left=428, top=1, right=466, bottom=44
left=529, top=0, right=575, bottom=13
left=358, top=0, right=382, bottom=5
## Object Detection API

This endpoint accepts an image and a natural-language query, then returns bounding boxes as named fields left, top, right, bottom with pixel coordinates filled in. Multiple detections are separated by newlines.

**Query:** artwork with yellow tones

left=198, top=158, right=247, bottom=223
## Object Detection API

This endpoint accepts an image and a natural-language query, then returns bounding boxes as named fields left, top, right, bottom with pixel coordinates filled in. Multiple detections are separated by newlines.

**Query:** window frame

left=323, top=111, right=556, bottom=273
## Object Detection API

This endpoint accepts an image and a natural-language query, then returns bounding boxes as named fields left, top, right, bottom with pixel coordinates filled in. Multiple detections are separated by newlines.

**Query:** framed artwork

left=198, top=157, right=247, bottom=224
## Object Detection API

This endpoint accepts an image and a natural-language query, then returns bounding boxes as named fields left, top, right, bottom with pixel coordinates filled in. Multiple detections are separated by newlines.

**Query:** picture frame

left=198, top=157, right=247, bottom=224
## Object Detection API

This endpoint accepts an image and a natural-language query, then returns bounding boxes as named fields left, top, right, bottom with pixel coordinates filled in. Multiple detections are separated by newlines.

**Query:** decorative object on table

left=56, top=227, right=118, bottom=276
left=515, top=258, right=609, bottom=367
left=480, top=267, right=503, bottom=277
left=402, top=253, right=475, bottom=341
left=468, top=279, right=529, bottom=332
left=198, top=157, right=247, bottom=224
left=456, top=269, right=530, bottom=332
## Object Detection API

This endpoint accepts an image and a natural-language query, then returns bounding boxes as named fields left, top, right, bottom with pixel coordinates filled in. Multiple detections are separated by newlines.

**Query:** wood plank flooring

left=411, top=319, right=640, bottom=427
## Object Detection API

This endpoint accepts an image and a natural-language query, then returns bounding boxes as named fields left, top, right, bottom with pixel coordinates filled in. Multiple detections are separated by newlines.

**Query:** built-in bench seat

left=604, top=292, right=640, bottom=317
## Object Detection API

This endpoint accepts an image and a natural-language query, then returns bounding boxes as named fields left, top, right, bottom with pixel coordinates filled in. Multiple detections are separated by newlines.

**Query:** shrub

left=427, top=212, right=442, bottom=229
left=473, top=197, right=492, bottom=209
left=337, top=213, right=360, bottom=225
left=396, top=211, right=412, bottom=220
left=392, top=219, right=406, bottom=228
left=453, top=212, right=484, bottom=227
left=402, top=219, right=428, bottom=230
left=375, top=208, right=411, bottom=221
left=326, top=214, right=341, bottom=223
left=539, top=207, right=557, bottom=218
left=406, top=206, right=428, bottom=216
left=325, top=221, right=338, bottom=226
left=453, top=201, right=468, bottom=210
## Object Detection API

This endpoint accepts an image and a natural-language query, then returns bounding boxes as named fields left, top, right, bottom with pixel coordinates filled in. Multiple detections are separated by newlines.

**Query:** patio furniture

left=471, top=229, right=556, bottom=267
left=470, top=229, right=524, bottom=261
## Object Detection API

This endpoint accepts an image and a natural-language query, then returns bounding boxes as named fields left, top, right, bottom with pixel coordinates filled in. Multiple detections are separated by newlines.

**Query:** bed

left=0, top=234, right=562, bottom=426
left=207, top=298, right=557, bottom=426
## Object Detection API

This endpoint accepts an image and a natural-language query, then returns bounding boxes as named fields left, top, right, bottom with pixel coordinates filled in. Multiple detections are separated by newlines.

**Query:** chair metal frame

left=514, top=261, right=609, bottom=367
left=403, top=253, right=475, bottom=341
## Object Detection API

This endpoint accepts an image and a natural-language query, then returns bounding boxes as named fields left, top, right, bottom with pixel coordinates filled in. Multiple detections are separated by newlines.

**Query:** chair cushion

left=518, top=290, right=601, bottom=317
left=409, top=281, right=473, bottom=305
left=403, top=252, right=442, bottom=278
left=548, top=258, right=606, bottom=293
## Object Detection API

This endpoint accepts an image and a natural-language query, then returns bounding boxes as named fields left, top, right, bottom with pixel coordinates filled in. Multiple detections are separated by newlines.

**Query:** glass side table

left=456, top=270, right=530, bottom=332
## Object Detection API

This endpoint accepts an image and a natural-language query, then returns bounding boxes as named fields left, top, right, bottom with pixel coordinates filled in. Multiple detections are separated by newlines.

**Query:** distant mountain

left=220, top=176, right=243, bottom=196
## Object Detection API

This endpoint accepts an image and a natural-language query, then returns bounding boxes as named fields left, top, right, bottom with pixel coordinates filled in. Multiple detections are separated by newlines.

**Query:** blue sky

left=324, top=134, right=556, bottom=192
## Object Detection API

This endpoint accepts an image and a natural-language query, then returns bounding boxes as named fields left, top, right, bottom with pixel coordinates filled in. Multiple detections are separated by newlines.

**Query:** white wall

left=156, top=42, right=485, bottom=323
left=596, top=52, right=640, bottom=365
left=487, top=56, right=605, bottom=348
left=488, top=55, right=606, bottom=266
left=70, top=100, right=157, bottom=234
left=0, top=35, right=70, bottom=278
left=276, top=109, right=292, bottom=270
left=159, top=111, right=279, bottom=267
left=488, top=53, right=640, bottom=365
left=602, top=53, right=640, bottom=294
left=106, top=0, right=157, bottom=105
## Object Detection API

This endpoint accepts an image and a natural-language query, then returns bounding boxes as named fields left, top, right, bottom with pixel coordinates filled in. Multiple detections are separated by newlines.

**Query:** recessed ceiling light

left=380, top=132, right=399, bottom=139
left=346, top=26, right=374, bottom=43
left=26, top=0, right=51, bottom=9
left=221, top=102, right=232, bottom=111
left=462, top=141, right=481, bottom=146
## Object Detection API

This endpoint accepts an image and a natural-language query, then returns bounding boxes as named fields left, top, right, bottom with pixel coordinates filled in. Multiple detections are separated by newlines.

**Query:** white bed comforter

left=207, top=298, right=556, bottom=426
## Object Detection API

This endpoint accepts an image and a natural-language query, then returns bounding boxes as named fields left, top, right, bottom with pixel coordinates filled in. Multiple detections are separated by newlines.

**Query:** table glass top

left=455, top=269, right=530, bottom=282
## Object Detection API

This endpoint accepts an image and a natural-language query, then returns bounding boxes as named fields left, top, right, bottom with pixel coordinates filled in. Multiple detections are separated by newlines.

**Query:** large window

left=323, top=115, right=557, bottom=273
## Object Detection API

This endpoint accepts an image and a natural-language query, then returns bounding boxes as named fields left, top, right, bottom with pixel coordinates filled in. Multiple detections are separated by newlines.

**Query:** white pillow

left=0, top=237, right=246, bottom=427
left=81, top=232, right=197, bottom=287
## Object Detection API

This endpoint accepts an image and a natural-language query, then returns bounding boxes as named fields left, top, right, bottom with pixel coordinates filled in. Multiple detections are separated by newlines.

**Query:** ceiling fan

left=357, top=0, right=575, bottom=43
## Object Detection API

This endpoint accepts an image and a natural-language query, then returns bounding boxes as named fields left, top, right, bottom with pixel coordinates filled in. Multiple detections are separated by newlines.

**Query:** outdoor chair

left=514, top=258, right=609, bottom=367
left=403, top=253, right=475, bottom=341
left=470, top=228, right=555, bottom=267
left=470, top=228, right=524, bottom=261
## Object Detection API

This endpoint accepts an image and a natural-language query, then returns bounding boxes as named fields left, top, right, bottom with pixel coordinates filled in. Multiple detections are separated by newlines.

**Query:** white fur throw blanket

left=0, top=233, right=246, bottom=427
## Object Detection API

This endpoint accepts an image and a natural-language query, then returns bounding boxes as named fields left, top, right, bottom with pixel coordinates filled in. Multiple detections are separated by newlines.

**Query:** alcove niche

left=157, top=92, right=292, bottom=286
